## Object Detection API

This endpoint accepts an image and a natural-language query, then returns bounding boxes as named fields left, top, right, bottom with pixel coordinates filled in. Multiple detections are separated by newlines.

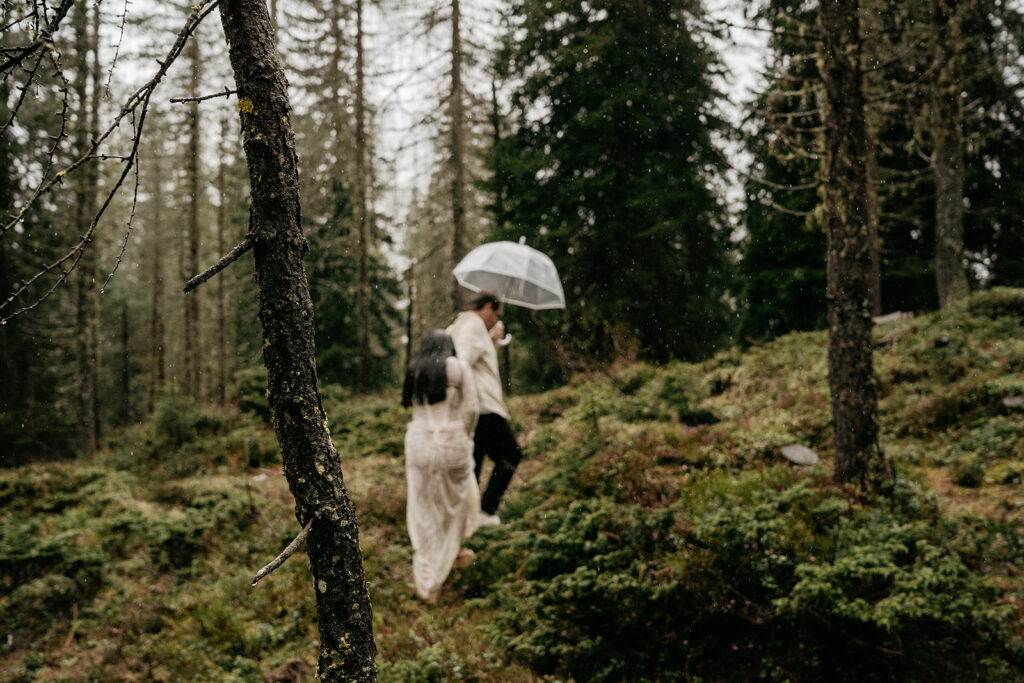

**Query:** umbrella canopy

left=453, top=238, right=566, bottom=310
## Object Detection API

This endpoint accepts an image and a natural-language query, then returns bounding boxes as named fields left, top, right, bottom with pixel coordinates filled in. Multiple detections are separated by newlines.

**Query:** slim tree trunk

left=931, top=0, right=970, bottom=307
left=184, top=36, right=203, bottom=401
left=489, top=79, right=513, bottom=393
left=74, top=0, right=101, bottom=456
left=216, top=117, right=230, bottom=407
left=354, top=0, right=371, bottom=392
left=217, top=2, right=377, bottom=678
left=865, top=125, right=883, bottom=317
left=818, top=0, right=892, bottom=491
left=149, top=150, right=166, bottom=413
left=120, top=301, right=131, bottom=421
left=450, top=0, right=468, bottom=311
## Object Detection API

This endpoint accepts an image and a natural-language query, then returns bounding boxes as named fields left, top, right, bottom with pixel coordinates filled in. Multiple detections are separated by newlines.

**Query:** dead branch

left=101, top=112, right=141, bottom=293
left=3, top=0, right=221, bottom=239
left=183, top=237, right=254, bottom=294
left=104, top=0, right=131, bottom=95
left=737, top=168, right=819, bottom=193
left=0, top=0, right=75, bottom=75
left=757, top=198, right=814, bottom=218
left=170, top=87, right=237, bottom=104
left=0, top=0, right=223, bottom=322
left=251, top=518, right=315, bottom=587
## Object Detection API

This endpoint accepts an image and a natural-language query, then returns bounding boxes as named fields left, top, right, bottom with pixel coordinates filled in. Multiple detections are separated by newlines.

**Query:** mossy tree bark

left=218, top=1, right=377, bottom=679
left=817, top=0, right=893, bottom=492
left=930, top=0, right=970, bottom=308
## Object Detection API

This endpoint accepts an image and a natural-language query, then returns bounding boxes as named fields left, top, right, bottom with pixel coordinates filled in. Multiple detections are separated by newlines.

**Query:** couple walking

left=401, top=292, right=523, bottom=602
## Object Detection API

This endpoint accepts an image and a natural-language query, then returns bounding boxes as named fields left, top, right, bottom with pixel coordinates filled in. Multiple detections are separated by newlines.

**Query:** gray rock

left=780, top=444, right=820, bottom=466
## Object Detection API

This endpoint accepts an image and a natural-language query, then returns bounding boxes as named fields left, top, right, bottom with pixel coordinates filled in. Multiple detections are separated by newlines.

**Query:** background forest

left=2, top=0, right=1024, bottom=680
left=2, top=0, right=1023, bottom=451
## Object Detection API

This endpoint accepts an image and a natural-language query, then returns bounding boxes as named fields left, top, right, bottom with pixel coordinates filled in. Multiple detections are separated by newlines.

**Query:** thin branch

left=104, top=0, right=132, bottom=96
left=736, top=167, right=819, bottom=192
left=170, top=87, right=237, bottom=104
left=765, top=199, right=813, bottom=218
left=87, top=154, right=132, bottom=162
left=102, top=112, right=141, bottom=293
left=2, top=0, right=222, bottom=240
left=0, top=49, right=47, bottom=139
left=251, top=518, right=314, bottom=587
left=759, top=107, right=820, bottom=121
left=713, top=18, right=819, bottom=42
left=183, top=237, right=253, bottom=294
left=1, top=0, right=223, bottom=320
left=1, top=11, right=36, bottom=34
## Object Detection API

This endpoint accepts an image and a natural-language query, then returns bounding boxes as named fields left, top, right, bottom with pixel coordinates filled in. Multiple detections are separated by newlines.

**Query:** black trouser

left=473, top=413, right=522, bottom=515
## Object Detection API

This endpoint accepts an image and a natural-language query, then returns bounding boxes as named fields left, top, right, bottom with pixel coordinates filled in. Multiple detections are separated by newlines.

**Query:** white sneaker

left=478, top=513, right=501, bottom=527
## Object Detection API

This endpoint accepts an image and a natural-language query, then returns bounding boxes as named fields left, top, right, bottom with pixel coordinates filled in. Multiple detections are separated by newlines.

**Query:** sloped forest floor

left=2, top=289, right=1024, bottom=681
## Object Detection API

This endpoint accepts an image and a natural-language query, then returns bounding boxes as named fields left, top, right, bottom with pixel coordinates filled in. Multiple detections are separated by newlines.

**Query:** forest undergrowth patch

left=2, top=289, right=1023, bottom=681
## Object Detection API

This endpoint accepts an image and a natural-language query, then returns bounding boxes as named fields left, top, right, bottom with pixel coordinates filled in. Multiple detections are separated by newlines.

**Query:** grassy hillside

left=2, top=289, right=1023, bottom=681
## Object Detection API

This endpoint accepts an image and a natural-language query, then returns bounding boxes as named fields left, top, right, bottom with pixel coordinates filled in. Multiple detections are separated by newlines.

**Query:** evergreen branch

left=251, top=518, right=314, bottom=587
left=183, top=237, right=254, bottom=294
left=864, top=63, right=938, bottom=104
left=170, top=87, right=237, bottom=104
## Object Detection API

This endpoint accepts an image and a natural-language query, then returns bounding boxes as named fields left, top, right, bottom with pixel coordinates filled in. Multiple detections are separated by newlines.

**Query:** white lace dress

left=405, top=356, right=481, bottom=600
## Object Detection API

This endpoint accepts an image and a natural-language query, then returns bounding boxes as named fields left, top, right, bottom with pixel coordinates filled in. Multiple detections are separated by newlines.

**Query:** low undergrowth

left=2, top=289, right=1023, bottom=681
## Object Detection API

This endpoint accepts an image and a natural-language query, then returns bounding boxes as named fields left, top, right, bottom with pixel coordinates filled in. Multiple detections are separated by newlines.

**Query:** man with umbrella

left=449, top=238, right=566, bottom=524
left=447, top=291, right=519, bottom=526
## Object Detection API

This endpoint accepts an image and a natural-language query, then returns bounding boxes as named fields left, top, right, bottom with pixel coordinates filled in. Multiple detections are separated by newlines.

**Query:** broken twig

left=251, top=518, right=314, bottom=587
left=184, top=237, right=252, bottom=293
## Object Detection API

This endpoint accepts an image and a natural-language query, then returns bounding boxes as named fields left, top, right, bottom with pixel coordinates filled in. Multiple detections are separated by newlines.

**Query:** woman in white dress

left=401, top=329, right=481, bottom=602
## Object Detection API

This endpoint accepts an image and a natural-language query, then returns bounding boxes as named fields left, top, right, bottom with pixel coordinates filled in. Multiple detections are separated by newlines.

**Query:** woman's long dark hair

left=401, top=329, right=456, bottom=407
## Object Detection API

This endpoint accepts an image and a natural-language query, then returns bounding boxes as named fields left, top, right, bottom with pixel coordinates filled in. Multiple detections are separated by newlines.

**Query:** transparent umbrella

left=452, top=238, right=566, bottom=310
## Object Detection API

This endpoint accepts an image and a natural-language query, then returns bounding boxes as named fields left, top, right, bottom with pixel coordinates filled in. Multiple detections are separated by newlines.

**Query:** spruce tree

left=489, top=0, right=730, bottom=364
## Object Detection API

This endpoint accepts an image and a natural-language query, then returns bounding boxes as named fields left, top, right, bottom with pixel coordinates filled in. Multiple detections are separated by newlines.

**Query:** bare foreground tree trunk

left=217, top=1, right=377, bottom=678
left=817, top=0, right=892, bottom=492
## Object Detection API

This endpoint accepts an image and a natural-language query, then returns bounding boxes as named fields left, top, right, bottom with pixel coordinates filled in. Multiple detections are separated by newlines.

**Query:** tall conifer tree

left=490, top=0, right=729, bottom=364
left=818, top=0, right=892, bottom=490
